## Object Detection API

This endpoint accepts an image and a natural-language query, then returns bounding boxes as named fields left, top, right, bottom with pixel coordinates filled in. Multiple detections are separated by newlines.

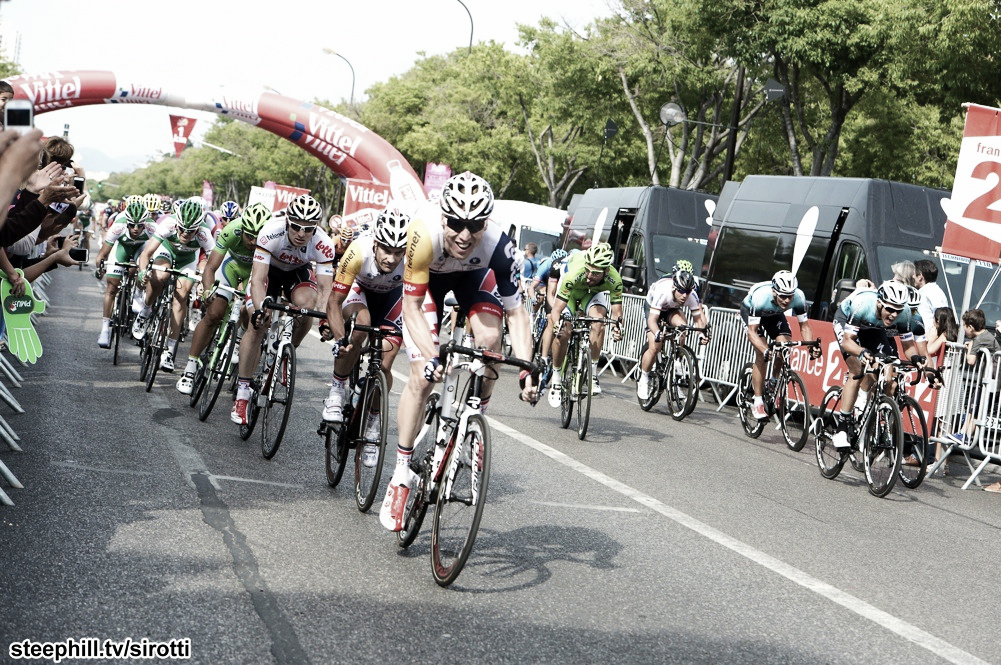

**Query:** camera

left=68, top=247, right=89, bottom=263
left=3, top=100, right=34, bottom=135
left=73, top=175, right=86, bottom=194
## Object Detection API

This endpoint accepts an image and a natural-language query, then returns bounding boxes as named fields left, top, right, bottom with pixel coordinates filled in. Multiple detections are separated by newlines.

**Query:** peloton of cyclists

left=379, top=170, right=536, bottom=532
left=175, top=203, right=272, bottom=394
left=636, top=263, right=710, bottom=400
left=540, top=242, right=624, bottom=405
left=231, top=194, right=336, bottom=426
left=741, top=270, right=824, bottom=421
left=132, top=198, right=215, bottom=372
left=320, top=207, right=411, bottom=467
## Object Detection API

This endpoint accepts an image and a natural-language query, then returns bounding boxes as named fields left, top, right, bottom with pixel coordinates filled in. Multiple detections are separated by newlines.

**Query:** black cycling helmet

left=673, top=270, right=696, bottom=294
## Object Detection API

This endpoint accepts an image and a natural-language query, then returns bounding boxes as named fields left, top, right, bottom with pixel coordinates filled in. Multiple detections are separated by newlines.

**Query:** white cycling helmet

left=877, top=280, right=910, bottom=308
left=439, top=171, right=494, bottom=221
left=373, top=207, right=410, bottom=249
left=771, top=270, right=798, bottom=296
left=285, top=194, right=323, bottom=223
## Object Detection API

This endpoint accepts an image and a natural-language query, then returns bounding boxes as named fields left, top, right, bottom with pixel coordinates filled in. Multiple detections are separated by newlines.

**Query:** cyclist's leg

left=367, top=287, right=404, bottom=394
left=233, top=268, right=283, bottom=420
left=585, top=292, right=609, bottom=362
left=288, top=266, right=318, bottom=346
left=323, top=290, right=368, bottom=422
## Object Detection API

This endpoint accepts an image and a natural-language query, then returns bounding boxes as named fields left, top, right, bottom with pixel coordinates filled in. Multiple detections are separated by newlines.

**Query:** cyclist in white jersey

left=636, top=269, right=709, bottom=400
left=231, top=194, right=336, bottom=425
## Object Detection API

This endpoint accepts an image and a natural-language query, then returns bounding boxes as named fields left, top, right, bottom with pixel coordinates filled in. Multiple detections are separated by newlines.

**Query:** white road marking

left=322, top=333, right=986, bottom=663
left=531, top=500, right=642, bottom=513
left=210, top=475, right=306, bottom=489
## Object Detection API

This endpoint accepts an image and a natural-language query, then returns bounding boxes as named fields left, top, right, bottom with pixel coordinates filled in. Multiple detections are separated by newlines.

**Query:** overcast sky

left=1, top=0, right=612, bottom=175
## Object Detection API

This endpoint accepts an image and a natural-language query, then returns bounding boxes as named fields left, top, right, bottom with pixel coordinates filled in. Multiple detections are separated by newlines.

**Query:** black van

left=560, top=186, right=718, bottom=295
left=702, top=176, right=950, bottom=320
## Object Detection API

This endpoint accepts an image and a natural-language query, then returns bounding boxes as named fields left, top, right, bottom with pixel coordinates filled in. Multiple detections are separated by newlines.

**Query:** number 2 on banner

left=962, top=161, right=1001, bottom=224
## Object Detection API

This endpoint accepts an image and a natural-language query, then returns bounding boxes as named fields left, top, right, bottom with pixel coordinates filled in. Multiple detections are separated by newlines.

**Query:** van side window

left=624, top=232, right=645, bottom=292
left=826, top=242, right=870, bottom=319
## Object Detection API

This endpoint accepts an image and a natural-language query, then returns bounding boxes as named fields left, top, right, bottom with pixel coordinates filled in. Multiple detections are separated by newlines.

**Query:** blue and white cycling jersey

left=740, top=282, right=808, bottom=324
left=834, top=289, right=924, bottom=341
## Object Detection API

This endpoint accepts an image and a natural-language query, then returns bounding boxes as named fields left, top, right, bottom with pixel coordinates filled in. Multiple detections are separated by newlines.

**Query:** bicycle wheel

left=398, top=393, right=439, bottom=548
left=355, top=370, right=388, bottom=512
left=324, top=422, right=350, bottom=488
left=736, top=362, right=765, bottom=438
left=239, top=355, right=264, bottom=441
left=814, top=386, right=847, bottom=479
left=637, top=343, right=662, bottom=411
left=111, top=286, right=126, bottom=366
left=144, top=306, right=169, bottom=393
left=778, top=371, right=811, bottom=451
left=261, top=343, right=296, bottom=460
left=431, top=413, right=491, bottom=587
left=896, top=395, right=929, bottom=489
left=575, top=346, right=592, bottom=440
left=198, top=323, right=235, bottom=422
left=863, top=395, right=903, bottom=498
left=559, top=341, right=574, bottom=429
left=667, top=347, right=698, bottom=421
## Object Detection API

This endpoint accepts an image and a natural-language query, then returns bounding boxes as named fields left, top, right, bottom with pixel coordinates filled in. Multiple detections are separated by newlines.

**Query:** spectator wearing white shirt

left=914, top=259, right=949, bottom=329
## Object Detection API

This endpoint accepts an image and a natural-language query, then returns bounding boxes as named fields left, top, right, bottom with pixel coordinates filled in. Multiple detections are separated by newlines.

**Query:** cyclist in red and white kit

left=230, top=194, right=336, bottom=425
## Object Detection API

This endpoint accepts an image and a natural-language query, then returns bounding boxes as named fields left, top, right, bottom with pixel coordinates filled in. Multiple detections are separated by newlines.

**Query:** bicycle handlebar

left=440, top=341, right=537, bottom=374
left=769, top=339, right=821, bottom=349
left=851, top=353, right=941, bottom=387
left=262, top=299, right=327, bottom=320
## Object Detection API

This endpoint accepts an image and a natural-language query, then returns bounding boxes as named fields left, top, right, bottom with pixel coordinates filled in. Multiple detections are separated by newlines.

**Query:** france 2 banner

left=941, top=103, right=1001, bottom=263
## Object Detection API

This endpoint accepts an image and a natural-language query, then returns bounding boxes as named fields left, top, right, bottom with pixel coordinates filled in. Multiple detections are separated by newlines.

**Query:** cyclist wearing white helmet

left=133, top=197, right=216, bottom=372
left=176, top=203, right=272, bottom=394
left=231, top=194, right=337, bottom=425
left=831, top=279, right=928, bottom=448
left=636, top=269, right=710, bottom=400
left=318, top=208, right=410, bottom=463
left=540, top=242, right=624, bottom=404
left=740, top=270, right=822, bottom=420
left=93, top=200, right=157, bottom=348
left=379, top=170, right=537, bottom=533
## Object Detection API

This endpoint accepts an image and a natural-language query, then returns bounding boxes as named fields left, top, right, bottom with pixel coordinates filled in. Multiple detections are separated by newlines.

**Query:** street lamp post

left=456, top=0, right=473, bottom=54
left=322, top=47, right=356, bottom=106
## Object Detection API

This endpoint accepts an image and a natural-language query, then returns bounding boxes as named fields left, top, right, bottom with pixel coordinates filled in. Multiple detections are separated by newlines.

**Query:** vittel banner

left=264, top=181, right=310, bottom=213
left=343, top=178, right=392, bottom=230
left=941, top=103, right=1001, bottom=263
left=12, top=70, right=116, bottom=111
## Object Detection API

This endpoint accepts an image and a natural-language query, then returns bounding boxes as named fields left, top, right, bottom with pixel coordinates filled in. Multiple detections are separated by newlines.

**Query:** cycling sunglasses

left=126, top=221, right=145, bottom=229
left=445, top=216, right=486, bottom=234
left=287, top=221, right=317, bottom=234
left=882, top=304, right=903, bottom=314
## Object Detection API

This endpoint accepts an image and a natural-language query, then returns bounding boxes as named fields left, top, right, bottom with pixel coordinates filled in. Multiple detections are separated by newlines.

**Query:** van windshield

left=519, top=228, right=559, bottom=257
left=940, top=258, right=1001, bottom=328
left=873, top=245, right=936, bottom=282
left=650, top=234, right=706, bottom=279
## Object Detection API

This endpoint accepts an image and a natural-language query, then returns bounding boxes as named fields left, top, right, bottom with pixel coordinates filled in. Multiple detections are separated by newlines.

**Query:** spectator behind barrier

left=948, top=309, right=1001, bottom=482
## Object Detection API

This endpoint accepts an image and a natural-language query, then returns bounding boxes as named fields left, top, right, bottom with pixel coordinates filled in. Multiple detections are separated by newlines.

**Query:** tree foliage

left=103, top=0, right=999, bottom=206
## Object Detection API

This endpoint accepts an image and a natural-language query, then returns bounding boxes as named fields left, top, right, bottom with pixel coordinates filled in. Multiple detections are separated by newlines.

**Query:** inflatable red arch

left=6, top=70, right=427, bottom=204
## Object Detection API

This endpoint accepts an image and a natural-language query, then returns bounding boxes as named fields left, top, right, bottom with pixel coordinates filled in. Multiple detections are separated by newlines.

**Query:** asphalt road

left=1, top=269, right=999, bottom=665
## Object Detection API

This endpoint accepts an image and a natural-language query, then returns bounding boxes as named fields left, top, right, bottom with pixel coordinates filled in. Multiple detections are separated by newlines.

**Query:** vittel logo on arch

left=18, top=74, right=82, bottom=108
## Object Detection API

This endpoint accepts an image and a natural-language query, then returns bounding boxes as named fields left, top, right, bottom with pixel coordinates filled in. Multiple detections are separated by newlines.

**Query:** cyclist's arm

left=94, top=241, right=113, bottom=266
left=327, top=243, right=362, bottom=341
left=610, top=301, right=624, bottom=326
left=248, top=260, right=269, bottom=312
left=647, top=308, right=661, bottom=338
left=798, top=318, right=815, bottom=344
left=325, top=288, right=349, bottom=341
left=839, top=328, right=865, bottom=360
left=506, top=302, right=533, bottom=362
left=200, top=249, right=225, bottom=295
left=401, top=220, right=436, bottom=362
left=136, top=236, right=163, bottom=275
left=314, top=269, right=333, bottom=312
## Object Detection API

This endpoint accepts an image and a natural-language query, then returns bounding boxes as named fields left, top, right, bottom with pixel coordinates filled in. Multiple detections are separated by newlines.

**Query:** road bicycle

left=637, top=322, right=707, bottom=420
left=137, top=265, right=193, bottom=393
left=557, top=315, right=619, bottom=441
left=812, top=354, right=928, bottom=497
left=396, top=311, right=537, bottom=587
left=319, top=315, right=394, bottom=513
left=240, top=298, right=327, bottom=460
left=893, top=363, right=940, bottom=489
left=736, top=339, right=819, bottom=451
left=193, top=283, right=246, bottom=422
left=106, top=261, right=138, bottom=366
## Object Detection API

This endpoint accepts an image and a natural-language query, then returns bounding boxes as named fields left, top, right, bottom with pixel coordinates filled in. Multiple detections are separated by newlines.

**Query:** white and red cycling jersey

left=253, top=218, right=336, bottom=277
left=332, top=236, right=404, bottom=295
left=646, top=276, right=703, bottom=315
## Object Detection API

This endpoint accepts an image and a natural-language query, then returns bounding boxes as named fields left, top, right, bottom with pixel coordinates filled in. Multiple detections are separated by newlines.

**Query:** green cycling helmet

left=674, top=259, right=694, bottom=275
left=584, top=242, right=614, bottom=269
left=175, top=199, right=205, bottom=231
left=240, top=202, right=272, bottom=237
left=123, top=201, right=149, bottom=225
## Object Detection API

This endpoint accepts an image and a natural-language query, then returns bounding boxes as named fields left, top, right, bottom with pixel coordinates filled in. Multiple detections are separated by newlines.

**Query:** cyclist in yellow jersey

left=320, top=208, right=410, bottom=467
left=379, top=171, right=536, bottom=532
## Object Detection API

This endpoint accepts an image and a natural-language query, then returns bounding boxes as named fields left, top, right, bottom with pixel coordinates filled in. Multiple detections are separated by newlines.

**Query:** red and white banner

left=423, top=162, right=451, bottom=201
left=170, top=114, right=197, bottom=158
left=8, top=70, right=426, bottom=207
left=342, top=178, right=392, bottom=230
left=264, top=181, right=310, bottom=213
left=202, top=180, right=214, bottom=207
left=941, top=103, right=1001, bottom=263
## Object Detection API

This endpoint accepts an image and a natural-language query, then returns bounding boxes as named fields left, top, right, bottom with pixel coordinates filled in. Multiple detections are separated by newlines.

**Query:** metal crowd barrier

left=927, top=345, right=1001, bottom=487
left=697, top=307, right=756, bottom=410
left=598, top=294, right=647, bottom=380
